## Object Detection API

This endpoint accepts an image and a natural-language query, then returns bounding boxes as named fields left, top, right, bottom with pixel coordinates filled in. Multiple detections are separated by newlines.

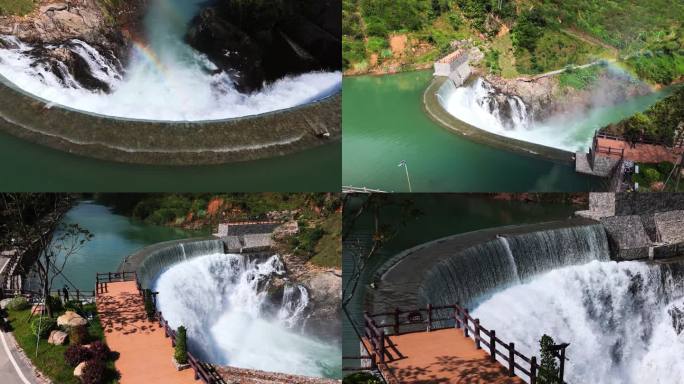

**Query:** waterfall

left=419, top=224, right=610, bottom=308
left=0, top=0, right=341, bottom=121
left=155, top=253, right=341, bottom=378
left=278, top=284, right=310, bottom=328
left=137, top=239, right=224, bottom=288
left=472, top=261, right=684, bottom=384
left=438, top=77, right=531, bottom=132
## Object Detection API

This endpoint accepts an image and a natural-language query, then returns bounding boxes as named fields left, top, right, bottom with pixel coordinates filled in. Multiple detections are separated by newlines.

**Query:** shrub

left=30, top=317, right=56, bottom=339
left=81, top=358, right=106, bottom=384
left=7, top=296, right=29, bottom=311
left=174, top=326, right=188, bottom=364
left=64, top=344, right=92, bottom=367
left=89, top=340, right=111, bottom=361
left=70, top=325, right=89, bottom=345
left=343, top=372, right=382, bottom=384
left=45, top=295, right=63, bottom=313
left=143, top=290, right=155, bottom=320
left=64, top=300, right=83, bottom=313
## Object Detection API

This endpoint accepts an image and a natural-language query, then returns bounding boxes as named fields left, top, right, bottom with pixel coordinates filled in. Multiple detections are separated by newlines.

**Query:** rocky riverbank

left=483, top=65, right=652, bottom=123
left=0, top=0, right=146, bottom=91
left=186, top=0, right=341, bottom=93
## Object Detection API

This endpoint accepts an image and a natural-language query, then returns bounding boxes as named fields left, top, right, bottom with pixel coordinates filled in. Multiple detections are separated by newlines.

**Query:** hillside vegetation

left=602, top=87, right=684, bottom=146
left=343, top=0, right=683, bottom=84
left=0, top=0, right=35, bottom=16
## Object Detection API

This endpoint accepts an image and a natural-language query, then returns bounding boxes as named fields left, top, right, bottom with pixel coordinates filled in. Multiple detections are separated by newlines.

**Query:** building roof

left=437, top=49, right=465, bottom=64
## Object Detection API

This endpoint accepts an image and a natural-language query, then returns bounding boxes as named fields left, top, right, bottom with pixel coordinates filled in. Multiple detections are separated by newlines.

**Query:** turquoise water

left=38, top=200, right=206, bottom=291
left=342, top=71, right=603, bottom=192
left=0, top=130, right=341, bottom=192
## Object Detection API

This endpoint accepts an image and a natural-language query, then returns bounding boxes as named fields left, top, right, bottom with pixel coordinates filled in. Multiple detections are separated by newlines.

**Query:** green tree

left=539, top=334, right=560, bottom=383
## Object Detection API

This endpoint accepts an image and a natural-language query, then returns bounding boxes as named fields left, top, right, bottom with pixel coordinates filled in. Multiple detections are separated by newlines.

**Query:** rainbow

left=130, top=37, right=167, bottom=74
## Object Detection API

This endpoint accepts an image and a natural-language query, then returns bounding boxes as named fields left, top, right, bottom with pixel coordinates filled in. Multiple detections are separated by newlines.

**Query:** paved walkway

left=0, top=329, right=39, bottom=384
left=597, top=137, right=683, bottom=163
left=369, top=329, right=524, bottom=384
left=96, top=281, right=195, bottom=384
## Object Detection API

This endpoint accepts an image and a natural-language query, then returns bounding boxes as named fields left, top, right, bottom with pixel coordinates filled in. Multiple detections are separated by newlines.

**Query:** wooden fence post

left=489, top=330, right=496, bottom=362
left=530, top=356, right=537, bottom=384
left=379, top=329, right=386, bottom=364
left=508, top=342, right=515, bottom=376
left=394, top=308, right=400, bottom=335
left=454, top=305, right=461, bottom=329
left=464, top=309, right=469, bottom=337
left=427, top=304, right=432, bottom=332
left=474, top=319, right=481, bottom=349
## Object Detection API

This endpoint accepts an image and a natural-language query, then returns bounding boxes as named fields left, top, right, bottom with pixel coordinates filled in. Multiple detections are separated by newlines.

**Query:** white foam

left=472, top=260, right=684, bottom=384
left=154, top=253, right=341, bottom=379
left=0, top=0, right=341, bottom=121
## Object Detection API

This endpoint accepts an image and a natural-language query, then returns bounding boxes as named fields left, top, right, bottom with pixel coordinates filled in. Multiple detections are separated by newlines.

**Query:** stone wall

left=601, top=215, right=652, bottom=260
left=655, top=210, right=684, bottom=243
left=614, top=193, right=684, bottom=216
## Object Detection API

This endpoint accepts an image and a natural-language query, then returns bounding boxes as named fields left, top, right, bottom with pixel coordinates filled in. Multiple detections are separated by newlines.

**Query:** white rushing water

left=0, top=0, right=341, bottom=121
left=437, top=75, right=665, bottom=152
left=155, top=253, right=341, bottom=379
left=472, top=260, right=684, bottom=384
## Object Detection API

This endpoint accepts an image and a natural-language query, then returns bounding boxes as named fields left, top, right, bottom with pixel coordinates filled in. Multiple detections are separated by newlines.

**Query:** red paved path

left=367, top=329, right=524, bottom=384
left=96, top=281, right=195, bottom=384
left=598, top=137, right=683, bottom=163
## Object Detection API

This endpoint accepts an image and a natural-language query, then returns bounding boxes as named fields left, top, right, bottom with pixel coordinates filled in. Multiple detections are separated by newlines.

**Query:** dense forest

left=603, top=87, right=684, bottom=146
left=95, top=193, right=342, bottom=268
left=343, top=0, right=683, bottom=84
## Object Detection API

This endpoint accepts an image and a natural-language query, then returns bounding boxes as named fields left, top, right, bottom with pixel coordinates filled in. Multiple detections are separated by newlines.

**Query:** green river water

left=28, top=200, right=206, bottom=292
left=0, top=131, right=340, bottom=192
left=342, top=70, right=665, bottom=192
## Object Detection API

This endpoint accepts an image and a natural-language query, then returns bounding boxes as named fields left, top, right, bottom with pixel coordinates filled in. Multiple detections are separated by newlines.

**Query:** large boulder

left=57, top=311, right=87, bottom=328
left=186, top=0, right=341, bottom=93
left=0, top=298, right=12, bottom=310
left=74, top=361, right=86, bottom=378
left=48, top=330, right=68, bottom=345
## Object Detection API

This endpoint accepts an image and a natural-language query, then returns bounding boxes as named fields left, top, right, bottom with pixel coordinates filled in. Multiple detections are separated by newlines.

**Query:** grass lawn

left=491, top=33, right=519, bottom=79
left=0, top=0, right=35, bottom=16
left=632, top=162, right=684, bottom=192
left=310, top=213, right=342, bottom=269
left=6, top=303, right=118, bottom=384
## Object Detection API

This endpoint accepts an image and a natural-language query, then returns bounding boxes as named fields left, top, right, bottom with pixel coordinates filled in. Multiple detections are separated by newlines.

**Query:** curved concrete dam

left=370, top=217, right=684, bottom=383
left=368, top=218, right=607, bottom=314
left=0, top=74, right=340, bottom=165
left=423, top=77, right=574, bottom=163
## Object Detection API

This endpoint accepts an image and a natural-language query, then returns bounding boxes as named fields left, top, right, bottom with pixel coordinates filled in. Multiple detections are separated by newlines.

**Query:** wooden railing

left=595, top=145, right=624, bottom=158
left=366, top=304, right=568, bottom=384
left=156, top=310, right=215, bottom=384
left=1, top=288, right=95, bottom=302
left=596, top=131, right=684, bottom=149
left=95, top=271, right=138, bottom=295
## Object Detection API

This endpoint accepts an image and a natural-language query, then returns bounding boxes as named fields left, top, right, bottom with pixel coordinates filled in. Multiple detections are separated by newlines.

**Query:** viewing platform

left=362, top=305, right=565, bottom=384
left=95, top=276, right=197, bottom=384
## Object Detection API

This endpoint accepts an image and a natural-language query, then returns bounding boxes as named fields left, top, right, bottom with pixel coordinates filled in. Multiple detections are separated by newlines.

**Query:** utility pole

left=398, top=160, right=412, bottom=192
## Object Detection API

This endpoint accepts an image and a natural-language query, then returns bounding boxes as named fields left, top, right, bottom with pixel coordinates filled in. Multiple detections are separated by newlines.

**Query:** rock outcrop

left=186, top=0, right=341, bottom=93
left=47, top=330, right=68, bottom=345
left=484, top=65, right=652, bottom=123
left=300, top=270, right=341, bottom=341
left=57, top=310, right=87, bottom=328
left=0, top=0, right=145, bottom=91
